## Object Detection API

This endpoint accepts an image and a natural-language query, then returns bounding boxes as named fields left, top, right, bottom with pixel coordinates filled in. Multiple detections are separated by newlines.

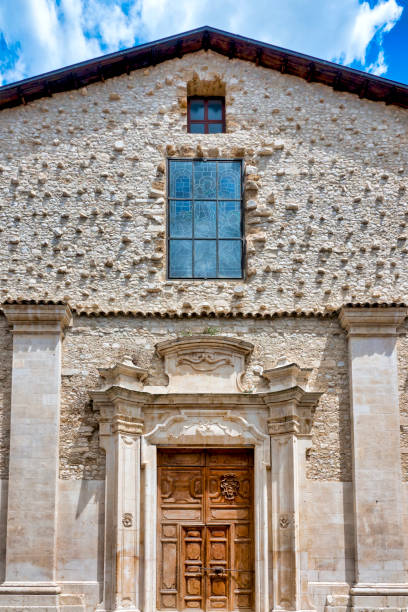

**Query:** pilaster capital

left=2, top=302, right=72, bottom=335
left=264, top=387, right=323, bottom=437
left=112, top=413, right=144, bottom=437
left=339, top=306, right=407, bottom=337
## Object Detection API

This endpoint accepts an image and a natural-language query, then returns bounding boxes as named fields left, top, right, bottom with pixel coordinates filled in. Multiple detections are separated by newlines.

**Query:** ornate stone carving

left=262, top=361, right=323, bottom=438
left=99, top=356, right=148, bottom=391
left=279, top=514, right=291, bottom=529
left=177, top=352, right=233, bottom=372
left=122, top=513, right=133, bottom=528
left=220, top=474, right=240, bottom=500
left=262, top=359, right=312, bottom=392
left=144, top=410, right=269, bottom=449
left=156, top=335, right=253, bottom=393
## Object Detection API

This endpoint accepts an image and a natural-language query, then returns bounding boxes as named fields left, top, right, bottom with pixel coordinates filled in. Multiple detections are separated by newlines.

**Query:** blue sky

left=0, top=0, right=407, bottom=87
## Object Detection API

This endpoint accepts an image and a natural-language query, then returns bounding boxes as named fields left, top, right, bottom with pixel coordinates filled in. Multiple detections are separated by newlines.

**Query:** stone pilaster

left=339, top=306, right=408, bottom=611
left=91, top=358, right=147, bottom=612
left=0, top=303, right=72, bottom=610
left=264, top=363, right=322, bottom=612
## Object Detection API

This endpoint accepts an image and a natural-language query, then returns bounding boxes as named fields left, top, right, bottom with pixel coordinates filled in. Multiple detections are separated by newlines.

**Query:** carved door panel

left=158, top=449, right=254, bottom=612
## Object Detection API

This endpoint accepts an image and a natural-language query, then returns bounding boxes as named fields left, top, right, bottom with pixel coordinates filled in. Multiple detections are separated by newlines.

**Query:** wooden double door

left=157, top=449, right=254, bottom=612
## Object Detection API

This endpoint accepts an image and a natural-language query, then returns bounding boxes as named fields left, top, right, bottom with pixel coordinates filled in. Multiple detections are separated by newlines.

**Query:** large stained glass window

left=168, top=159, right=243, bottom=279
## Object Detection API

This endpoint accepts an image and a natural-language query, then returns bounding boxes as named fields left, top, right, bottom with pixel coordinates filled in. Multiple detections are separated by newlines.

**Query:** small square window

left=187, top=97, right=225, bottom=134
left=167, top=159, right=243, bottom=279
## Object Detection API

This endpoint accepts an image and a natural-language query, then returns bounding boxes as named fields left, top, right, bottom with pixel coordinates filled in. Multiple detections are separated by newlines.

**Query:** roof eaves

left=0, top=25, right=407, bottom=111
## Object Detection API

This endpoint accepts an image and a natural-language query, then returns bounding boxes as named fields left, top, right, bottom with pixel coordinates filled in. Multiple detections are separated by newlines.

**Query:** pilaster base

left=350, top=584, right=408, bottom=612
left=0, top=583, right=61, bottom=611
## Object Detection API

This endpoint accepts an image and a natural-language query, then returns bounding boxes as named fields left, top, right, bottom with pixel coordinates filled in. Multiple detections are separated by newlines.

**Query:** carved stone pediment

left=144, top=410, right=268, bottom=447
left=156, top=336, right=253, bottom=393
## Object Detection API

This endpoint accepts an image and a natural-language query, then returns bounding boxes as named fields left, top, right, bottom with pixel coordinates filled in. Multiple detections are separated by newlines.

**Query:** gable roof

left=0, top=25, right=407, bottom=111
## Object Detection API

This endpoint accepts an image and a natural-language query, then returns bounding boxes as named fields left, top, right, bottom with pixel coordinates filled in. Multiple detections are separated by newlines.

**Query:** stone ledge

left=339, top=306, right=407, bottom=337
left=3, top=303, right=72, bottom=334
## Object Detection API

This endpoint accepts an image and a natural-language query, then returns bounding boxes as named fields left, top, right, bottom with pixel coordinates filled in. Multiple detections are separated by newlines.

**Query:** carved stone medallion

left=220, top=474, right=240, bottom=500
left=122, top=513, right=133, bottom=528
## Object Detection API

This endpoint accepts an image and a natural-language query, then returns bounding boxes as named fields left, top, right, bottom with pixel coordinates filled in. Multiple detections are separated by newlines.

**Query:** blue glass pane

left=208, top=99, right=223, bottom=120
left=218, top=162, right=241, bottom=199
left=169, top=200, right=192, bottom=237
left=218, top=240, right=242, bottom=278
left=190, top=123, right=205, bottom=133
left=219, top=201, right=241, bottom=238
left=169, top=161, right=192, bottom=198
left=208, top=123, right=223, bottom=133
left=190, top=100, right=204, bottom=120
left=194, top=240, right=217, bottom=278
left=169, top=240, right=192, bottom=277
left=194, top=161, right=217, bottom=198
left=194, top=201, right=216, bottom=238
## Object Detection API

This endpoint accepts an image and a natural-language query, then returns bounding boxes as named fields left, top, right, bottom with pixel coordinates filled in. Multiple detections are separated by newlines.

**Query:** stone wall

left=59, top=313, right=351, bottom=481
left=0, top=50, right=406, bottom=315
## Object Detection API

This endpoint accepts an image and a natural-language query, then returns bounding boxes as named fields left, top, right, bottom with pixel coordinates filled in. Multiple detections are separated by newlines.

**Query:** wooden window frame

left=187, top=96, right=226, bottom=134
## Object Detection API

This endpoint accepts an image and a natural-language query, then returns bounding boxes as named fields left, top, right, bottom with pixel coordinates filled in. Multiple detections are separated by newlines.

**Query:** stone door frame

left=90, top=344, right=322, bottom=612
left=141, top=410, right=271, bottom=612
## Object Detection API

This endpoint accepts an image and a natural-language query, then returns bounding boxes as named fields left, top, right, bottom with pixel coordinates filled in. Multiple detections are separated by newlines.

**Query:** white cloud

left=339, top=0, right=402, bottom=64
left=0, top=0, right=403, bottom=85
left=367, top=50, right=388, bottom=75
left=0, top=0, right=101, bottom=84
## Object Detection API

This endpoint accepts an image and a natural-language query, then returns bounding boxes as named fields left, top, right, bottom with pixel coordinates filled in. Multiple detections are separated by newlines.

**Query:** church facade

left=0, top=26, right=408, bottom=612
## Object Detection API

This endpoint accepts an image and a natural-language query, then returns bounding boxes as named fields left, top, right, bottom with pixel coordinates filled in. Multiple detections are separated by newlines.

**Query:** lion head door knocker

left=220, top=474, right=240, bottom=500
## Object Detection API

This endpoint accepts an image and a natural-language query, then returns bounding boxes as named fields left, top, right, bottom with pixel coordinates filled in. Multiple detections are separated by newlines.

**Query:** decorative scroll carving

left=156, top=335, right=253, bottom=393
left=144, top=410, right=270, bottom=449
left=177, top=352, right=233, bottom=372
left=220, top=474, right=240, bottom=500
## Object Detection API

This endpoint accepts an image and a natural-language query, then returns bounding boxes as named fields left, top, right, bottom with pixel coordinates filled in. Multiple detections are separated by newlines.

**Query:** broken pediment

left=155, top=335, right=254, bottom=393
left=262, top=358, right=312, bottom=392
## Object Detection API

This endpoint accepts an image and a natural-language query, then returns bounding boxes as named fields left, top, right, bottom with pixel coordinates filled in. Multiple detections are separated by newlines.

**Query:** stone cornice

left=156, top=335, right=254, bottom=357
left=263, top=387, right=323, bottom=437
left=262, top=362, right=312, bottom=392
left=3, top=303, right=72, bottom=335
left=339, top=306, right=407, bottom=337
left=90, top=386, right=149, bottom=411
